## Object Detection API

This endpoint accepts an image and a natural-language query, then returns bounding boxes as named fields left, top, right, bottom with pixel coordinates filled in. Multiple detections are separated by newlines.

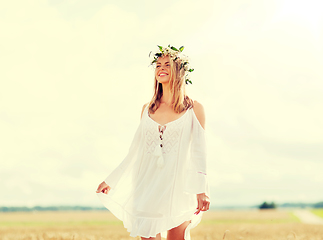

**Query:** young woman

left=96, top=45, right=210, bottom=240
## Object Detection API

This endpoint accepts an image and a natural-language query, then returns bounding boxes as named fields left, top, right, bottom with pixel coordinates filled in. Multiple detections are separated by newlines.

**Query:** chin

left=157, top=78, right=170, bottom=84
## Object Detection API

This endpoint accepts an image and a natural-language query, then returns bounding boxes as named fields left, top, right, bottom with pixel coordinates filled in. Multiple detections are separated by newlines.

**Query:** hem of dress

left=97, top=192, right=202, bottom=239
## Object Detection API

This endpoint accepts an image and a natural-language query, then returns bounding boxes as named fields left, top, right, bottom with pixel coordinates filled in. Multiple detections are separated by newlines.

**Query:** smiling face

left=155, top=55, right=171, bottom=84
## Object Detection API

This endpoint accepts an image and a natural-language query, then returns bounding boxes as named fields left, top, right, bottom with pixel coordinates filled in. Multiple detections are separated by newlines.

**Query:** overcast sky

left=1, top=0, right=322, bottom=208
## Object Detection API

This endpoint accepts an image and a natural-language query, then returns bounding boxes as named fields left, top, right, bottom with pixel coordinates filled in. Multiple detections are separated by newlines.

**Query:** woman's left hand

left=195, top=193, right=210, bottom=215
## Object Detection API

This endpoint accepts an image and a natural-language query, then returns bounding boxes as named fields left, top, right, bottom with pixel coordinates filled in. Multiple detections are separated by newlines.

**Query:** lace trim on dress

left=144, top=109, right=188, bottom=156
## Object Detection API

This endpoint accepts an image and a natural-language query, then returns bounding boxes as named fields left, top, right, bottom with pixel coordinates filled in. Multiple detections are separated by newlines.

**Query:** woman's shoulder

left=192, top=100, right=205, bottom=130
left=140, top=103, right=149, bottom=119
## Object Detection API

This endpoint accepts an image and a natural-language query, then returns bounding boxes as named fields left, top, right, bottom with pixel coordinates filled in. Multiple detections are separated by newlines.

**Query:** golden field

left=0, top=210, right=322, bottom=240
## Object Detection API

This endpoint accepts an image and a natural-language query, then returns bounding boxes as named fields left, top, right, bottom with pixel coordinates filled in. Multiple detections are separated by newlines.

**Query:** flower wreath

left=149, top=45, right=194, bottom=85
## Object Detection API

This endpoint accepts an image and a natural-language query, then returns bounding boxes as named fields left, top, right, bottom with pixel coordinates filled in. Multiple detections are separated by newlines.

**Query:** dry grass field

left=0, top=210, right=323, bottom=240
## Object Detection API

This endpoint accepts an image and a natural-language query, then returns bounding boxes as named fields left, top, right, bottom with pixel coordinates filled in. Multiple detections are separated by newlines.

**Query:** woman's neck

left=160, top=83, right=173, bottom=105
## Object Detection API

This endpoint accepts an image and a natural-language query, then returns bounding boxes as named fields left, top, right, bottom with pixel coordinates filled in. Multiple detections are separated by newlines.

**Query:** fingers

left=195, top=194, right=210, bottom=215
left=96, top=182, right=111, bottom=194
left=205, top=201, right=210, bottom=211
left=106, top=185, right=111, bottom=194
left=96, top=183, right=104, bottom=193
left=194, top=198, right=203, bottom=215
left=202, top=196, right=210, bottom=212
left=103, top=187, right=110, bottom=194
left=98, top=186, right=109, bottom=194
left=201, top=201, right=210, bottom=211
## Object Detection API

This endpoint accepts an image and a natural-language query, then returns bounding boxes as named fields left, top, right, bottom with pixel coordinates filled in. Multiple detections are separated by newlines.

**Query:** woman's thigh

left=141, top=233, right=161, bottom=240
left=167, top=221, right=191, bottom=240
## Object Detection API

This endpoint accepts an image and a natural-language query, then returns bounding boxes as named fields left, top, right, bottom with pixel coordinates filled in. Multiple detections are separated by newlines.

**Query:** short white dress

left=97, top=105, right=209, bottom=239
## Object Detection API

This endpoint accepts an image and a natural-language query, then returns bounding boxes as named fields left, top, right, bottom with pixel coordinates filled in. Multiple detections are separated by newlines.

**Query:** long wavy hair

left=148, top=55, right=193, bottom=114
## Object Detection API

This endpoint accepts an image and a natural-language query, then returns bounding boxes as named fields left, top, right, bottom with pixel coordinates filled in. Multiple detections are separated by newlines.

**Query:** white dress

left=97, top=105, right=209, bottom=239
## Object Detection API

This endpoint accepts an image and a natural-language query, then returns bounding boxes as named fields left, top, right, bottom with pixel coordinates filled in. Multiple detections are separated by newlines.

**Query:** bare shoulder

left=141, top=103, right=149, bottom=119
left=193, top=100, right=206, bottom=129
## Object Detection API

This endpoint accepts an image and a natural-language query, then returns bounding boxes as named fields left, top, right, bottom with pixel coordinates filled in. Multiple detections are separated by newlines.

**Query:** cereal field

left=0, top=210, right=323, bottom=240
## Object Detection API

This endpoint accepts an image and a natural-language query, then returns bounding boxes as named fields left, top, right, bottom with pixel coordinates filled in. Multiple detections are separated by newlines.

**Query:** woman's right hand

left=96, top=181, right=111, bottom=194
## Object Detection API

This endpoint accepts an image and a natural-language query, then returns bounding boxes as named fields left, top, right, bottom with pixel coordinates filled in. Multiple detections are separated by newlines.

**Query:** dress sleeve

left=103, top=120, right=143, bottom=190
left=184, top=110, right=210, bottom=197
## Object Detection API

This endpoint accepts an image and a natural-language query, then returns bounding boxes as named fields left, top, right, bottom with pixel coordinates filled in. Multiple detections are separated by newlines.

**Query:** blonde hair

left=148, top=55, right=193, bottom=114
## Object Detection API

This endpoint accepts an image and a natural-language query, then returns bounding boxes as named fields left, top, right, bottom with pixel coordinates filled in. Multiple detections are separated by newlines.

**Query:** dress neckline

left=147, top=108, right=190, bottom=126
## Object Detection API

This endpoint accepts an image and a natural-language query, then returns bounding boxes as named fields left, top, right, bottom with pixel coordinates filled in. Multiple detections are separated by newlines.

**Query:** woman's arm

left=96, top=103, right=147, bottom=195
left=193, top=100, right=205, bottom=130
left=141, top=103, right=148, bottom=119
left=192, top=101, right=210, bottom=214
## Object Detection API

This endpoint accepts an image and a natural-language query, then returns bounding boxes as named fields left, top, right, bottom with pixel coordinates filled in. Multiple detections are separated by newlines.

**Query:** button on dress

left=97, top=105, right=209, bottom=239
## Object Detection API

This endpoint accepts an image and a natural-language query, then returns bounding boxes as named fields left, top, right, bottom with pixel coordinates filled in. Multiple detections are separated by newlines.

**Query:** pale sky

left=0, top=0, right=322, bottom=208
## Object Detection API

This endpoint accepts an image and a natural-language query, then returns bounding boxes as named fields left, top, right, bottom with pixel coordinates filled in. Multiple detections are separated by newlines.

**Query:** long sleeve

left=104, top=120, right=143, bottom=190
left=184, top=110, right=210, bottom=197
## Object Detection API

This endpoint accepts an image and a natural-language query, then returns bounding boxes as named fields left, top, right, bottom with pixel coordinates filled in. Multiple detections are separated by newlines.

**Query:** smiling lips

left=159, top=72, right=168, bottom=77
